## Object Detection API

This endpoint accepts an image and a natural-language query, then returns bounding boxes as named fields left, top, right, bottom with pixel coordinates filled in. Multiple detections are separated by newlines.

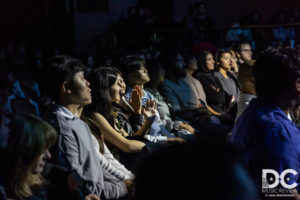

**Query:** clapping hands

left=142, top=99, right=157, bottom=120
left=129, top=85, right=143, bottom=114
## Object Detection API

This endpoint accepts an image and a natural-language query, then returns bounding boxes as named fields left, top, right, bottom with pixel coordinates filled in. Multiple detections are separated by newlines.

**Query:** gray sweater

left=45, top=105, right=127, bottom=199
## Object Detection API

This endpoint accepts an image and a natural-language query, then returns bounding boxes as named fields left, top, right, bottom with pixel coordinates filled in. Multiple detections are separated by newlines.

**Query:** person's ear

left=250, top=77, right=255, bottom=85
left=62, top=81, right=72, bottom=95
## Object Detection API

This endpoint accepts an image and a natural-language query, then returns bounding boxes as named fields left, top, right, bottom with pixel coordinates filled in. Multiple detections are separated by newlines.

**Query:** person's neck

left=241, top=88, right=256, bottom=96
left=219, top=68, right=228, bottom=79
left=65, top=104, right=81, bottom=116
left=58, top=98, right=81, bottom=116
left=238, top=57, right=244, bottom=64
left=185, top=68, right=194, bottom=77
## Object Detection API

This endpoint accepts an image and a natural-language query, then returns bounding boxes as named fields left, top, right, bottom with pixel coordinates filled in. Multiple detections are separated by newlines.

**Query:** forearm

left=85, top=176, right=127, bottom=199
left=133, top=117, right=153, bottom=137
left=207, top=105, right=221, bottom=115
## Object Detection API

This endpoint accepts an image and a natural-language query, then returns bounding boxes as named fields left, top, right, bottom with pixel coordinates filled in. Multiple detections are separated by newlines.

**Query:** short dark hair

left=236, top=41, right=251, bottom=52
left=253, top=46, right=300, bottom=101
left=120, top=55, right=145, bottom=80
left=215, top=49, right=230, bottom=70
left=39, top=56, right=86, bottom=101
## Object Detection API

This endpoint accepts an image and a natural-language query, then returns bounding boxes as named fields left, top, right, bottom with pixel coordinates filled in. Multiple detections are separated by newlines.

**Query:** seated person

left=83, top=67, right=177, bottom=171
left=235, top=60, right=256, bottom=121
left=184, top=52, right=235, bottom=126
left=145, top=58, right=195, bottom=138
left=160, top=49, right=233, bottom=137
left=230, top=46, right=300, bottom=198
left=195, top=50, right=231, bottom=114
left=79, top=107, right=135, bottom=181
left=121, top=55, right=186, bottom=140
left=109, top=66, right=187, bottom=142
left=1, top=114, right=56, bottom=200
left=41, top=56, right=133, bottom=199
left=182, top=52, right=222, bottom=116
left=1, top=114, right=100, bottom=200
left=234, top=41, right=253, bottom=66
left=213, top=49, right=240, bottom=108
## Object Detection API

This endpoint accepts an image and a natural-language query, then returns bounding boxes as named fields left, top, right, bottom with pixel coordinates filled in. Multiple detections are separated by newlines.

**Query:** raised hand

left=129, top=85, right=142, bottom=114
left=142, top=99, right=157, bottom=119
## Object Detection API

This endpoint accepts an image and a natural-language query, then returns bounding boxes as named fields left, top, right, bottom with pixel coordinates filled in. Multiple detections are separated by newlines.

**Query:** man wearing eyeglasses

left=236, top=42, right=253, bottom=64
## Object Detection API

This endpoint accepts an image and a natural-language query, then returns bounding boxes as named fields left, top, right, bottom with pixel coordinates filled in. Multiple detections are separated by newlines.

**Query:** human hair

left=197, top=50, right=213, bottom=73
left=134, top=139, right=257, bottom=200
left=120, top=55, right=145, bottom=81
left=146, top=58, right=164, bottom=86
left=39, top=55, right=86, bottom=102
left=183, top=51, right=196, bottom=69
left=84, top=67, right=120, bottom=125
left=4, top=114, right=57, bottom=199
left=159, top=48, right=186, bottom=80
left=235, top=41, right=251, bottom=52
left=215, top=49, right=231, bottom=70
left=253, top=46, right=300, bottom=101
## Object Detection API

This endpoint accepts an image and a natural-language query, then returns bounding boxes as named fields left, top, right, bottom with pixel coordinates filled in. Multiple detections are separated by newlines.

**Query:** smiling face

left=69, top=71, right=92, bottom=106
left=238, top=44, right=252, bottom=62
left=32, top=149, right=51, bottom=174
left=219, top=52, right=232, bottom=71
left=110, top=74, right=124, bottom=103
left=206, top=53, right=215, bottom=71
left=119, top=75, right=126, bottom=95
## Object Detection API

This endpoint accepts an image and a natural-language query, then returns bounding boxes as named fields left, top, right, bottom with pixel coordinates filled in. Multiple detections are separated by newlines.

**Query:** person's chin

left=82, top=98, right=92, bottom=105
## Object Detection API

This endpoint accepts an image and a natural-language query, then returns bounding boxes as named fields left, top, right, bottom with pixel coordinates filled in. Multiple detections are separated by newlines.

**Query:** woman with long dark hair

left=83, top=67, right=157, bottom=164
left=195, top=50, right=229, bottom=114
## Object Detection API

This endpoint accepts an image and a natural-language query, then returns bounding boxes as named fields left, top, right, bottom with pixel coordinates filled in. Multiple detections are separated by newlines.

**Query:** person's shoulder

left=213, top=71, right=221, bottom=77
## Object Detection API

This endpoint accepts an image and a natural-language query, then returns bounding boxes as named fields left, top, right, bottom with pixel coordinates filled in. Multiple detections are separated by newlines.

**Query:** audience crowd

left=1, top=2, right=300, bottom=200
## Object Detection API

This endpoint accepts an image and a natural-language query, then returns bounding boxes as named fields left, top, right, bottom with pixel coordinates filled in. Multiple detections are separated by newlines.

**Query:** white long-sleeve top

left=91, top=134, right=135, bottom=180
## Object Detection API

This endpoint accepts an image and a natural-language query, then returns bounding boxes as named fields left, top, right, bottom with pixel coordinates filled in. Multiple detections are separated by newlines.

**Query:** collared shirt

left=56, top=105, right=78, bottom=119
left=125, top=87, right=154, bottom=106
left=45, top=104, right=128, bottom=199
left=230, top=99, right=300, bottom=192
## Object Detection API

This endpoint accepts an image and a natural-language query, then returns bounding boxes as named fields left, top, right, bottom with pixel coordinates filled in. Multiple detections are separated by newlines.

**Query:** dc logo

left=262, top=169, right=298, bottom=189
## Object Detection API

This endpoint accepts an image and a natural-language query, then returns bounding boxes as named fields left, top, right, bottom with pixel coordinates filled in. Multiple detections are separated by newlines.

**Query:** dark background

left=1, top=0, right=299, bottom=57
